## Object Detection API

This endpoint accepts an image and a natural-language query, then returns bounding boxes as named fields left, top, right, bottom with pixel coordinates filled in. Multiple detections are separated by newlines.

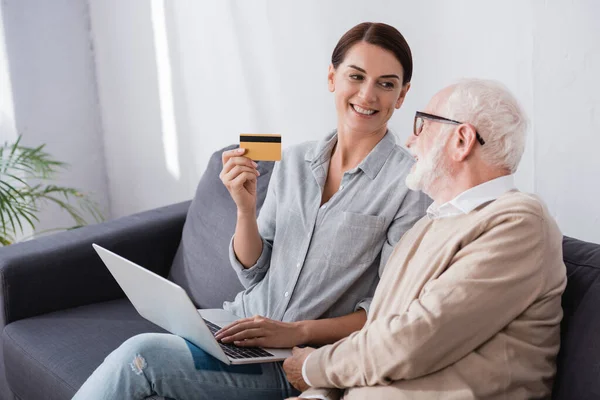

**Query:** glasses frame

left=414, top=111, right=485, bottom=146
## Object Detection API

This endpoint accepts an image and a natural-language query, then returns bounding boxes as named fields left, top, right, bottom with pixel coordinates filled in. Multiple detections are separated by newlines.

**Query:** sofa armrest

left=0, top=200, right=191, bottom=326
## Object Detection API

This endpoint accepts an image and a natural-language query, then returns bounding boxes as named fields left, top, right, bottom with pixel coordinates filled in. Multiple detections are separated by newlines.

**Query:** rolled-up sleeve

left=354, top=298, right=372, bottom=315
left=228, top=235, right=272, bottom=288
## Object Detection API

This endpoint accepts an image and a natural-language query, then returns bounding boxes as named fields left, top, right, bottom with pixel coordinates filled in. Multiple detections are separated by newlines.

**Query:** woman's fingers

left=221, top=154, right=257, bottom=176
left=221, top=148, right=246, bottom=166
left=229, top=172, right=257, bottom=190
left=215, top=321, right=255, bottom=340
left=220, top=328, right=265, bottom=343
left=219, top=149, right=260, bottom=212
left=233, top=337, right=265, bottom=347
left=215, top=317, right=253, bottom=336
left=215, top=316, right=265, bottom=339
left=224, top=165, right=260, bottom=183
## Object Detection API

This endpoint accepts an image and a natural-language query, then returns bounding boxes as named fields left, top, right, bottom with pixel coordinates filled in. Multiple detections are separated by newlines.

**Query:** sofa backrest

left=552, top=236, right=600, bottom=400
left=168, top=145, right=275, bottom=308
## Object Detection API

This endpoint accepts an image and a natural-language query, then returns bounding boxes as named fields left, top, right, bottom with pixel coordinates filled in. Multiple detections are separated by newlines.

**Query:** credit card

left=240, top=134, right=282, bottom=161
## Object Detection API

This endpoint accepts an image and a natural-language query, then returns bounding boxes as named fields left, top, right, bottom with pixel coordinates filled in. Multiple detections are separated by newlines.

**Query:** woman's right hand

left=220, top=148, right=260, bottom=215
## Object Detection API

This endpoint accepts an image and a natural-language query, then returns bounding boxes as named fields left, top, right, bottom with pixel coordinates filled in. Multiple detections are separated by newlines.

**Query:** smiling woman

left=73, top=22, right=432, bottom=400
left=329, top=41, right=409, bottom=140
left=328, top=23, right=412, bottom=144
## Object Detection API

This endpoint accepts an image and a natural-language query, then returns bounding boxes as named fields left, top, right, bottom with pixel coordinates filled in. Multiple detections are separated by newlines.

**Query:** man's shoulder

left=490, top=191, right=548, bottom=220
left=480, top=191, right=561, bottom=241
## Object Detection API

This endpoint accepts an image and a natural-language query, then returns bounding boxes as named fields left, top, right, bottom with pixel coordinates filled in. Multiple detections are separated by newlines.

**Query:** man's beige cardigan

left=302, top=191, right=567, bottom=400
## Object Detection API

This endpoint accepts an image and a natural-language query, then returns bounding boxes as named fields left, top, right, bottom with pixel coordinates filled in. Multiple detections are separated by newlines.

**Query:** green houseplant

left=0, top=136, right=104, bottom=245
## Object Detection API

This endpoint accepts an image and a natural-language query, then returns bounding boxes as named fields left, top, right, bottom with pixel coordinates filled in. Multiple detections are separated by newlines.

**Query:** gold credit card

left=240, top=134, right=282, bottom=161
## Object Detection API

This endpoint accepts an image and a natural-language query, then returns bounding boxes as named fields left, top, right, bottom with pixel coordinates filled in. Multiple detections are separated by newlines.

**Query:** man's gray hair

left=445, top=79, right=528, bottom=173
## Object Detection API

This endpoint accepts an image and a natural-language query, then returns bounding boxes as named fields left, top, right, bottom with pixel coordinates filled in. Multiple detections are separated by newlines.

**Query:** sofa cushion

left=552, top=236, right=600, bottom=400
left=2, top=299, right=165, bottom=400
left=168, top=145, right=275, bottom=308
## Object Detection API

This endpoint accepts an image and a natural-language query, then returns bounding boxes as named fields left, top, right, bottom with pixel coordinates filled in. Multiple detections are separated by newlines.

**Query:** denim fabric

left=72, top=333, right=299, bottom=400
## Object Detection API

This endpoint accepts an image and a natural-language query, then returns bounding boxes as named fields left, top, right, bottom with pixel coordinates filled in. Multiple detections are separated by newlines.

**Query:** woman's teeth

left=352, top=104, right=376, bottom=115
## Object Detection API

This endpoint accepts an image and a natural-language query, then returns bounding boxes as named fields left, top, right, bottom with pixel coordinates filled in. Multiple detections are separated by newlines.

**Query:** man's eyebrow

left=348, top=65, right=400, bottom=80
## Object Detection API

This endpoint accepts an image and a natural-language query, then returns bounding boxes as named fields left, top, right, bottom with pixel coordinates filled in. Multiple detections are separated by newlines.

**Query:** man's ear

left=328, top=64, right=336, bottom=92
left=395, top=82, right=411, bottom=109
left=454, top=124, right=478, bottom=161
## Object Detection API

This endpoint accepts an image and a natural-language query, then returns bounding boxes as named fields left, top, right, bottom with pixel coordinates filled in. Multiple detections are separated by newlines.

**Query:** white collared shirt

left=426, top=175, right=516, bottom=219
left=300, top=174, right=517, bottom=397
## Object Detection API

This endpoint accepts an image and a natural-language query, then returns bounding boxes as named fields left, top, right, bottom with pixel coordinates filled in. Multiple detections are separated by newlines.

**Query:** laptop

left=92, top=243, right=292, bottom=365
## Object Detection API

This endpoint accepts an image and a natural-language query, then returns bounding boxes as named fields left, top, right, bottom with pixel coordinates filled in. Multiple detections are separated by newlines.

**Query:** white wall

left=1, top=0, right=110, bottom=235
left=89, top=0, right=600, bottom=242
left=532, top=1, right=600, bottom=243
left=0, top=1, right=31, bottom=243
left=0, top=2, right=16, bottom=145
left=88, top=0, right=197, bottom=218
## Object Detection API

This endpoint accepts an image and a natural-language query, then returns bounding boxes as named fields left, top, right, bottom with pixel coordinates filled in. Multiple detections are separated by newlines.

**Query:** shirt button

left=296, top=262, right=301, bottom=268
left=340, top=185, right=345, bottom=190
left=284, top=291, right=289, bottom=297
left=321, top=204, right=327, bottom=209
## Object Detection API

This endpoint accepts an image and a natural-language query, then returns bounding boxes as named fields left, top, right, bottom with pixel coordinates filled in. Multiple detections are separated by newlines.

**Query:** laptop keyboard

left=203, top=319, right=275, bottom=359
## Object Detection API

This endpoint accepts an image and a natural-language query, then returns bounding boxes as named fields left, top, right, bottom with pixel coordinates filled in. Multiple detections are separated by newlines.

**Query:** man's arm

left=304, top=212, right=561, bottom=388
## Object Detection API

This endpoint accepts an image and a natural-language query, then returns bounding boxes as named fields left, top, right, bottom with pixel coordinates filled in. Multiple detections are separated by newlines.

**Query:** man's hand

left=214, top=315, right=307, bottom=348
left=283, top=346, right=316, bottom=392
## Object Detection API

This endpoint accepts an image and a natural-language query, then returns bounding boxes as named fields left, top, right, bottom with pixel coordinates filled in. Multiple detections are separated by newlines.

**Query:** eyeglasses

left=413, top=111, right=485, bottom=146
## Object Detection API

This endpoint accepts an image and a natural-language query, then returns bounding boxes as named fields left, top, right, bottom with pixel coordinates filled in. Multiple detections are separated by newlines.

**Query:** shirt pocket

left=328, top=211, right=387, bottom=266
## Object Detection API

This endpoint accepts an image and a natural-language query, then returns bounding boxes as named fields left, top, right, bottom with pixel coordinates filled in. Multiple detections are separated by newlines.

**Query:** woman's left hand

left=214, top=315, right=307, bottom=348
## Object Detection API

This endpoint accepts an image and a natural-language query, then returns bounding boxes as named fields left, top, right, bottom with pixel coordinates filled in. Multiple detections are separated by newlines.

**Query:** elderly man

left=283, top=79, right=567, bottom=400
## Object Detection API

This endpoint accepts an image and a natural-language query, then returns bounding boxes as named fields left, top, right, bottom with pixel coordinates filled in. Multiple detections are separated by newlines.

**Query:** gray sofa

left=0, top=146, right=598, bottom=399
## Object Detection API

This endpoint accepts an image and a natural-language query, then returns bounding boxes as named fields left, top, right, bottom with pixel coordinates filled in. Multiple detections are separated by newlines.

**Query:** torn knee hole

left=130, top=354, right=147, bottom=375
